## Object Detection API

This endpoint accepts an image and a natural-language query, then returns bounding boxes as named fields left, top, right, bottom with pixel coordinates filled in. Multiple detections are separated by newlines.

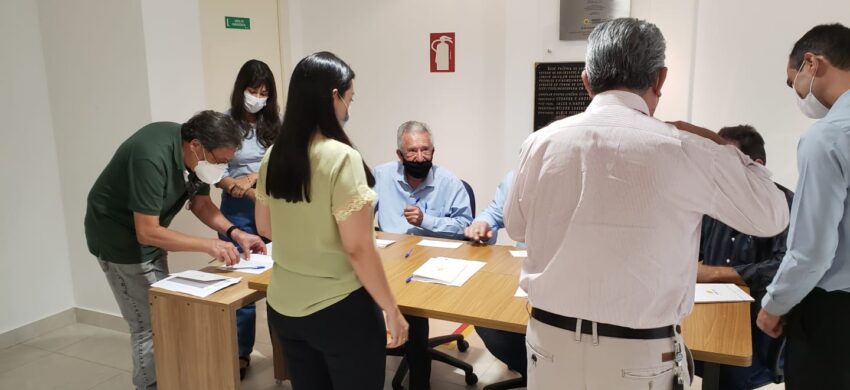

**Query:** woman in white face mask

left=215, top=59, right=282, bottom=379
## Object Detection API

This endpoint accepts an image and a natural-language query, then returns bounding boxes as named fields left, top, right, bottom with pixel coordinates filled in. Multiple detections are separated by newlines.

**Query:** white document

left=515, top=287, right=528, bottom=298
left=410, top=257, right=485, bottom=286
left=376, top=239, right=396, bottom=248
left=510, top=250, right=528, bottom=258
left=152, top=270, right=241, bottom=298
left=417, top=239, right=463, bottom=249
left=695, top=283, right=754, bottom=303
left=219, top=253, right=274, bottom=275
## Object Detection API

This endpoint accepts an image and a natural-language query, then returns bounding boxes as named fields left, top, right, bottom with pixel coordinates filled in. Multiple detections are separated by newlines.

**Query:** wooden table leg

left=269, top=326, right=289, bottom=383
left=150, top=292, right=240, bottom=390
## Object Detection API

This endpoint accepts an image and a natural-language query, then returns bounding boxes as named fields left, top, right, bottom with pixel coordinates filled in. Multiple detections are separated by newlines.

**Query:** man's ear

left=581, top=70, right=595, bottom=98
left=653, top=67, right=668, bottom=97
left=755, top=159, right=765, bottom=166
left=396, top=149, right=404, bottom=161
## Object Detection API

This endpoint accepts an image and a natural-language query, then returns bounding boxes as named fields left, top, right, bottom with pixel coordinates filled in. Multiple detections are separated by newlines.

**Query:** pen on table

left=405, top=275, right=413, bottom=283
left=404, top=246, right=415, bottom=258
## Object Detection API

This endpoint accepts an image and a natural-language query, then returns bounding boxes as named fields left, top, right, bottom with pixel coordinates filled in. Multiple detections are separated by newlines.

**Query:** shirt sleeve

left=475, top=171, right=513, bottom=244
left=682, top=133, right=789, bottom=238
left=127, top=158, right=166, bottom=216
left=419, top=177, right=473, bottom=237
left=763, top=126, right=848, bottom=315
left=255, top=148, right=270, bottom=204
left=505, top=136, right=537, bottom=243
left=331, top=149, right=376, bottom=223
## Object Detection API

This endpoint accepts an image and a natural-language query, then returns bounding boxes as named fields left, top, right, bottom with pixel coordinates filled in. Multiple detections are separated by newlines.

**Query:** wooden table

left=249, top=233, right=753, bottom=389
left=149, top=267, right=288, bottom=390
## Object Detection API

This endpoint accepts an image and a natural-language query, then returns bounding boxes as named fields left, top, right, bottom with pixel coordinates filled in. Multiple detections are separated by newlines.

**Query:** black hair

left=230, top=59, right=281, bottom=148
left=789, top=23, right=850, bottom=70
left=180, top=110, right=242, bottom=150
left=719, top=125, right=766, bottom=164
left=265, top=52, right=375, bottom=203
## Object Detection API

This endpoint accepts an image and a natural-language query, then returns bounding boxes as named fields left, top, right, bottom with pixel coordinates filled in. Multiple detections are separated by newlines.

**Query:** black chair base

left=483, top=376, right=526, bottom=390
left=388, top=334, right=477, bottom=390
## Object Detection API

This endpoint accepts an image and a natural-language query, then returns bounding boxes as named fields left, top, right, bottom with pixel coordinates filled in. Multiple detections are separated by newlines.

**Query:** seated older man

left=373, top=120, right=472, bottom=240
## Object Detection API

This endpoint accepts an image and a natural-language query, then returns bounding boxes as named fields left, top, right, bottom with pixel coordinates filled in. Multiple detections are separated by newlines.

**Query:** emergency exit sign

left=225, top=16, right=250, bottom=30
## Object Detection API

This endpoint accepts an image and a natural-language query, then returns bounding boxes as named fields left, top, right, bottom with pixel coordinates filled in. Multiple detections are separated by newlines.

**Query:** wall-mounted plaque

left=534, top=62, right=591, bottom=131
left=559, top=0, right=631, bottom=41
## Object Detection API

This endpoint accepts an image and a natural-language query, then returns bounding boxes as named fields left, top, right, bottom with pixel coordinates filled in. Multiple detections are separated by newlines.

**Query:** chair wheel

left=457, top=340, right=470, bottom=352
left=392, top=384, right=404, bottom=390
left=465, top=372, right=478, bottom=385
left=275, top=380, right=283, bottom=386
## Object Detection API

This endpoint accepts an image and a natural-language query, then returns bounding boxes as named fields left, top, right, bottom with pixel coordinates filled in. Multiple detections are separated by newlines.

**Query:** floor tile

left=58, top=328, right=132, bottom=371
left=89, top=371, right=133, bottom=390
left=0, top=344, right=52, bottom=374
left=0, top=353, right=121, bottom=390
left=23, top=323, right=109, bottom=352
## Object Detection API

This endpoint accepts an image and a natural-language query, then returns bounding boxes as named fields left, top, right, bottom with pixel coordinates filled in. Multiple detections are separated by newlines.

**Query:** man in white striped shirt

left=505, top=18, right=789, bottom=390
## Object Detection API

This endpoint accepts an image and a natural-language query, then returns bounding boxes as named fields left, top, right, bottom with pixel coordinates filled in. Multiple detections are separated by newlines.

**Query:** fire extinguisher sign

left=430, top=32, right=455, bottom=73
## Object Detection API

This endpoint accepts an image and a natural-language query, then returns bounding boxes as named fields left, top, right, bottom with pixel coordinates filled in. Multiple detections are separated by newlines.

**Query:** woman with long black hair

left=255, top=52, right=408, bottom=389
left=216, top=59, right=281, bottom=378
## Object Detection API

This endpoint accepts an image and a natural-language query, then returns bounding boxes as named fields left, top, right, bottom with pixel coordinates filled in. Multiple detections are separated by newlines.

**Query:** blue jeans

left=220, top=192, right=259, bottom=359
left=475, top=326, right=527, bottom=377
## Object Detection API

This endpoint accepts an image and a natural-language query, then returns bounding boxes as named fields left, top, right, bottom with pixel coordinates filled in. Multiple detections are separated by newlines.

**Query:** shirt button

left=726, top=258, right=731, bottom=264
left=731, top=237, right=736, bottom=242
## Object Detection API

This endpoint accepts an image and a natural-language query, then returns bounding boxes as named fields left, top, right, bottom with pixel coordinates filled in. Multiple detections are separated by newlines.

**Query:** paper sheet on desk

left=417, top=239, right=463, bottom=249
left=152, top=270, right=241, bottom=298
left=515, top=287, right=528, bottom=298
left=376, top=239, right=395, bottom=248
left=410, top=257, right=485, bottom=286
left=218, top=253, right=274, bottom=275
left=695, top=283, right=754, bottom=303
left=510, top=250, right=527, bottom=258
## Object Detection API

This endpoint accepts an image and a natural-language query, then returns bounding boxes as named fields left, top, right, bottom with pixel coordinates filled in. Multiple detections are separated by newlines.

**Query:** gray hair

left=585, top=18, right=666, bottom=94
left=396, top=120, right=433, bottom=150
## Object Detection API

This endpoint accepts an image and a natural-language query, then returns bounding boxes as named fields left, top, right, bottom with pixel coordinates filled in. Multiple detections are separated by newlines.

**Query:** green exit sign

left=225, top=16, right=250, bottom=30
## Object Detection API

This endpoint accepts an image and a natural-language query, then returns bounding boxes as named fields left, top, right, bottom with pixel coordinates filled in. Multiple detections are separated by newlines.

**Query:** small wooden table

left=249, top=233, right=753, bottom=389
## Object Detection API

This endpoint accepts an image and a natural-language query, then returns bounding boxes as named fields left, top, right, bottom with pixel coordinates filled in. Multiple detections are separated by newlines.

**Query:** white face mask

left=243, top=91, right=268, bottom=114
left=192, top=147, right=227, bottom=184
left=793, top=61, right=829, bottom=119
left=337, top=93, right=351, bottom=127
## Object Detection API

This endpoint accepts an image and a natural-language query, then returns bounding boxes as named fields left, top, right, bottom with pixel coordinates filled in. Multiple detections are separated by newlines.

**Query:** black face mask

left=402, top=159, right=432, bottom=179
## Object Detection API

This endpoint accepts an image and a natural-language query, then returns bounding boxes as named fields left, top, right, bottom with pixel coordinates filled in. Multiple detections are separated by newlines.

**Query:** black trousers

left=404, top=315, right=432, bottom=390
left=267, top=288, right=387, bottom=390
left=784, top=287, right=850, bottom=390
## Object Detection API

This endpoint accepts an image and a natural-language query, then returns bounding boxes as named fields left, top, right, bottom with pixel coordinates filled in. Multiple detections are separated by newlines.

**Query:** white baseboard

left=0, top=307, right=127, bottom=349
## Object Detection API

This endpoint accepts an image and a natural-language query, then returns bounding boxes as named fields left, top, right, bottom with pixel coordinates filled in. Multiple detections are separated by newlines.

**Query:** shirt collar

left=587, top=90, right=651, bottom=116
left=394, top=161, right=436, bottom=190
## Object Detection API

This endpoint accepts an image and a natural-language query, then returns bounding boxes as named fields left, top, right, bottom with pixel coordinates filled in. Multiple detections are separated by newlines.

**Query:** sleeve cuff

left=420, top=213, right=436, bottom=230
left=761, top=293, right=793, bottom=316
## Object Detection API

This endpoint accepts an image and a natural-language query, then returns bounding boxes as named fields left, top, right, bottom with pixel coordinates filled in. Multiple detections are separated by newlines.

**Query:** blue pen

left=232, top=266, right=266, bottom=270
left=405, top=275, right=413, bottom=283
left=404, top=246, right=415, bottom=258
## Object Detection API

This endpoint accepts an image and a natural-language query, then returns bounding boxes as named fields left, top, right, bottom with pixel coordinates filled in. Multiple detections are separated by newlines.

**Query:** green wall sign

left=225, top=16, right=250, bottom=30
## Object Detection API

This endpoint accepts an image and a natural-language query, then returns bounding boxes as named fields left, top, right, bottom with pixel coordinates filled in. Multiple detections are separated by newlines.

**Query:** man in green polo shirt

left=84, top=110, right=266, bottom=390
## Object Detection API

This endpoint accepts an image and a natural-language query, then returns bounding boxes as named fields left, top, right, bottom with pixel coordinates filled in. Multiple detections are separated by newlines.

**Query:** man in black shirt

left=695, top=125, right=794, bottom=389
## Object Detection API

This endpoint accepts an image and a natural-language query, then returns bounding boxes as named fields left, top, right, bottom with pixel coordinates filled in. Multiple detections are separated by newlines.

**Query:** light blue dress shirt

left=763, top=90, right=850, bottom=316
left=474, top=171, right=514, bottom=244
left=373, top=161, right=473, bottom=240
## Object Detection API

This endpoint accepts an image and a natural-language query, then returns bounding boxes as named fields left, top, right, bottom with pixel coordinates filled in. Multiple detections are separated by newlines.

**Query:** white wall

left=38, top=0, right=153, bottom=315
left=690, top=0, right=850, bottom=189
left=0, top=0, right=75, bottom=333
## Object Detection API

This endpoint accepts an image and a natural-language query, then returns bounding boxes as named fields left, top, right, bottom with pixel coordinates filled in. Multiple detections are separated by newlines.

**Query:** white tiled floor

left=0, top=300, right=785, bottom=389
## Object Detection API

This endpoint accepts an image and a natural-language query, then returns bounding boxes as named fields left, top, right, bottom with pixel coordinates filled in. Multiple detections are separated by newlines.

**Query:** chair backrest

left=461, top=180, right=475, bottom=218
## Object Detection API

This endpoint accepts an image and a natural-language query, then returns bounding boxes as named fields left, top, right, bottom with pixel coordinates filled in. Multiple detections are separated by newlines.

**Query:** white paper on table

left=694, top=283, right=754, bottom=303
left=219, top=253, right=274, bottom=275
left=515, top=287, right=528, bottom=298
left=416, top=239, right=463, bottom=249
left=376, top=239, right=395, bottom=248
left=152, top=271, right=241, bottom=298
left=510, top=250, right=528, bottom=258
left=410, top=257, right=485, bottom=286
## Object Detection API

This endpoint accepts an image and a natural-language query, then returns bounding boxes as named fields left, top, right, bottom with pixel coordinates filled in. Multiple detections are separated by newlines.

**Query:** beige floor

left=1, top=300, right=784, bottom=390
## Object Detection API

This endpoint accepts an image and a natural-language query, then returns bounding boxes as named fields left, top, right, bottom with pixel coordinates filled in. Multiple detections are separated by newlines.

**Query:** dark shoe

left=239, top=356, right=251, bottom=380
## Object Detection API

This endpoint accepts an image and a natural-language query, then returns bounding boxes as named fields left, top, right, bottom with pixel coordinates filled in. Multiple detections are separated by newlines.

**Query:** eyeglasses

left=401, top=147, right=434, bottom=160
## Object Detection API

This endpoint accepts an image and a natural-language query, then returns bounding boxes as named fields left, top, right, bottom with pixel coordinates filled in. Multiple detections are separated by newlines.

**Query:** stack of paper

left=376, top=239, right=396, bottom=248
left=219, top=253, right=274, bottom=275
left=152, top=270, right=241, bottom=298
left=410, top=257, right=486, bottom=286
left=417, top=239, right=464, bottom=249
left=695, top=283, right=754, bottom=303
left=510, top=250, right=528, bottom=258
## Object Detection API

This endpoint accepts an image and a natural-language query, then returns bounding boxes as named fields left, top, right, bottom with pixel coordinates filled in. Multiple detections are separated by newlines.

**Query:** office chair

left=385, top=180, right=479, bottom=390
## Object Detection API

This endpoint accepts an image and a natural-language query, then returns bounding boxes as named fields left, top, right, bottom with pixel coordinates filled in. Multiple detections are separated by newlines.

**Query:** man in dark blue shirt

left=695, top=125, right=794, bottom=390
